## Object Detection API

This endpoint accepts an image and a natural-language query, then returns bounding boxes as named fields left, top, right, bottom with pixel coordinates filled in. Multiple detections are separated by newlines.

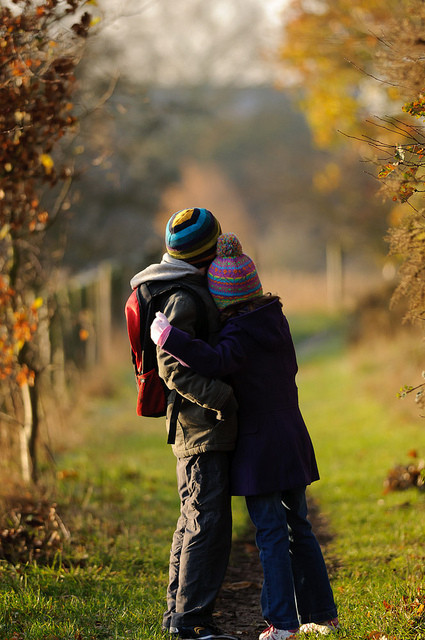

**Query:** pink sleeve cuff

left=158, top=326, right=190, bottom=367
left=157, top=324, right=172, bottom=348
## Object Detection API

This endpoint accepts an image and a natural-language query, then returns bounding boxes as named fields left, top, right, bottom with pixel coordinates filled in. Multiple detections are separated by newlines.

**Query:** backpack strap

left=137, top=282, right=158, bottom=375
left=146, top=281, right=209, bottom=340
left=142, top=281, right=209, bottom=445
left=167, top=393, right=183, bottom=445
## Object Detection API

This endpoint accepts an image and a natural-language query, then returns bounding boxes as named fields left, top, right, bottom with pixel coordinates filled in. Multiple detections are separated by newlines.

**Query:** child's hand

left=151, top=311, right=171, bottom=345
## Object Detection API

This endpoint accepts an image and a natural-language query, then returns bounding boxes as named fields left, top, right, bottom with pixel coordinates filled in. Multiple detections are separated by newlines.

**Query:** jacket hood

left=130, top=253, right=202, bottom=289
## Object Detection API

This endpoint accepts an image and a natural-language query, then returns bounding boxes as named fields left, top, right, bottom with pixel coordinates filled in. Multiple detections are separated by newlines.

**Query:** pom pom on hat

left=165, top=207, right=221, bottom=267
left=208, top=233, right=263, bottom=309
left=216, top=233, right=243, bottom=258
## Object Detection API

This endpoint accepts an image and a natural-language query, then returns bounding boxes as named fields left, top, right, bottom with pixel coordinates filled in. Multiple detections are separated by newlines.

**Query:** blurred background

left=59, top=0, right=396, bottom=310
left=2, top=0, right=424, bottom=484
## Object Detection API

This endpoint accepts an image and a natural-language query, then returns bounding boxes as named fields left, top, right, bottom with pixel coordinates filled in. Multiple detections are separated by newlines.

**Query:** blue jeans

left=245, top=487, right=337, bottom=630
left=163, top=451, right=232, bottom=629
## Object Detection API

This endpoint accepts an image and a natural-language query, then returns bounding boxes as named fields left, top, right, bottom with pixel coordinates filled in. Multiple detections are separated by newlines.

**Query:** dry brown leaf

left=223, top=580, right=255, bottom=591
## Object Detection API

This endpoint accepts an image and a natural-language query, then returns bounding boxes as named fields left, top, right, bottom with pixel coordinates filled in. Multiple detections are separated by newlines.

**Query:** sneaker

left=259, top=624, right=299, bottom=639
left=299, top=618, right=340, bottom=635
left=176, top=625, right=238, bottom=639
left=162, top=624, right=179, bottom=634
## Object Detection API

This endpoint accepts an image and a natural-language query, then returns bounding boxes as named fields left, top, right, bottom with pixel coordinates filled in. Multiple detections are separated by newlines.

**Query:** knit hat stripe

left=212, top=286, right=262, bottom=301
left=169, top=231, right=219, bottom=257
left=208, top=256, right=256, bottom=278
left=212, top=290, right=261, bottom=305
left=209, top=277, right=262, bottom=297
left=167, top=235, right=219, bottom=262
left=209, top=273, right=262, bottom=291
left=170, top=207, right=204, bottom=233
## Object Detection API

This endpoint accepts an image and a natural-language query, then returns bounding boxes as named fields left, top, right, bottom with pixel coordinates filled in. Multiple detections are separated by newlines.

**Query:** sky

left=91, top=0, right=292, bottom=86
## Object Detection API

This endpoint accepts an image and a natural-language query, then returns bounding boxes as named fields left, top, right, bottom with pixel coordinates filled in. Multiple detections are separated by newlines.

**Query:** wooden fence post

left=95, top=261, right=112, bottom=365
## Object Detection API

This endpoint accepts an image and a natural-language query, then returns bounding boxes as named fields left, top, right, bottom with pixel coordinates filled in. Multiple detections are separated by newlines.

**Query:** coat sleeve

left=161, top=321, right=247, bottom=379
left=156, top=290, right=238, bottom=417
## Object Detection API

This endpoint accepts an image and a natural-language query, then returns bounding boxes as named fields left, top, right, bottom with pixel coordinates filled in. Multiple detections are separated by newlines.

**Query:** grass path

left=0, top=324, right=424, bottom=639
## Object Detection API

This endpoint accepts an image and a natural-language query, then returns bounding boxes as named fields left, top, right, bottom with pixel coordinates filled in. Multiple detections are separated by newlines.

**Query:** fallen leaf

left=223, top=580, right=255, bottom=591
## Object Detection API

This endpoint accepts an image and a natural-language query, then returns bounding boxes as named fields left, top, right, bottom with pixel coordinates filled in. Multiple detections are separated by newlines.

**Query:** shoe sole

left=179, top=635, right=238, bottom=640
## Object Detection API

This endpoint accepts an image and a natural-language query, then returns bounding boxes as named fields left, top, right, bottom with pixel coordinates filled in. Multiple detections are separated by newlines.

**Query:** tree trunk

left=28, top=375, right=40, bottom=484
left=20, top=382, right=32, bottom=483
left=96, top=262, right=112, bottom=365
left=326, top=240, right=343, bottom=310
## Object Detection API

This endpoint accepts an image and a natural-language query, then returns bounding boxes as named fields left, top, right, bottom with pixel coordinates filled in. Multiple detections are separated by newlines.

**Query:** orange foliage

left=0, top=1, right=95, bottom=385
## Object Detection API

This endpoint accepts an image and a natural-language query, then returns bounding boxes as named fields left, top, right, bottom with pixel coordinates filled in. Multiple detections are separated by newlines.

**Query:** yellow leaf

left=31, top=297, right=43, bottom=311
left=0, top=223, right=10, bottom=240
left=40, top=153, right=54, bottom=174
left=14, top=110, right=25, bottom=123
left=57, top=469, right=79, bottom=480
left=378, top=164, right=395, bottom=179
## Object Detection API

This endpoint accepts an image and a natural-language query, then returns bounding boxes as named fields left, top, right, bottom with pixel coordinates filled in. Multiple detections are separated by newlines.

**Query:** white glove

left=150, top=311, right=171, bottom=345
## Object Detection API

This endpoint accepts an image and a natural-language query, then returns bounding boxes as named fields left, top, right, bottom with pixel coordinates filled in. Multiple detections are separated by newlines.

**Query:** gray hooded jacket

left=130, top=254, right=238, bottom=457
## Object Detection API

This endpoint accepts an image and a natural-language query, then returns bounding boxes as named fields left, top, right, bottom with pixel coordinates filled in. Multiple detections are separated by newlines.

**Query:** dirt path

left=214, top=496, right=338, bottom=640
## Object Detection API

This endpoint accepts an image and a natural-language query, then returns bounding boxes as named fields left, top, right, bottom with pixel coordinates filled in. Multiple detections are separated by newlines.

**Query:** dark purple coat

left=163, top=299, right=320, bottom=496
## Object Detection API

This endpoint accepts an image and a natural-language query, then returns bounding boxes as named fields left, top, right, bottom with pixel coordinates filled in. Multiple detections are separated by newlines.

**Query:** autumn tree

left=276, top=3, right=392, bottom=303
left=0, top=0, right=96, bottom=482
left=278, top=0, right=404, bottom=146
left=279, top=0, right=425, bottom=402
left=366, top=1, right=425, bottom=324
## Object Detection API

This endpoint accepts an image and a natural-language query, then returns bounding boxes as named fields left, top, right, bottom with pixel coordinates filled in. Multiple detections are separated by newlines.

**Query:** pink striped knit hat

left=207, top=233, right=263, bottom=309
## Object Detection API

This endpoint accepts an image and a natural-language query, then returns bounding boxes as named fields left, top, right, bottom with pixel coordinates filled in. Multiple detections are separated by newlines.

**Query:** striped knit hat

left=165, top=207, right=221, bottom=267
left=207, top=233, right=263, bottom=309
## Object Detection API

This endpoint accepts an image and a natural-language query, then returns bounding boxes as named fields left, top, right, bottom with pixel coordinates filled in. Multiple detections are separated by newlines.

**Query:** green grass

left=0, top=366, right=248, bottom=640
left=1, top=320, right=424, bottom=639
left=299, top=351, right=425, bottom=639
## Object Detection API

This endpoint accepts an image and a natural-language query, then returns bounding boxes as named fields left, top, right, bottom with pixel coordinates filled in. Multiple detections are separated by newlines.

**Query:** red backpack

left=125, top=281, right=207, bottom=441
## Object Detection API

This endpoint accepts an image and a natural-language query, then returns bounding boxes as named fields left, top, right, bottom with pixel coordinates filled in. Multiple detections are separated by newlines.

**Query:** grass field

left=0, top=315, right=424, bottom=639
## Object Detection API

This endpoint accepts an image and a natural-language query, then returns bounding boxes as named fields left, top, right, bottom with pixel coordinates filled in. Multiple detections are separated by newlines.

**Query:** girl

left=151, top=234, right=339, bottom=640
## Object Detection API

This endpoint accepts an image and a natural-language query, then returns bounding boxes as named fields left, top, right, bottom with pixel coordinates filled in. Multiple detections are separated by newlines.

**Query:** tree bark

left=28, top=375, right=40, bottom=484
left=20, top=382, right=32, bottom=484
left=326, top=240, right=343, bottom=310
